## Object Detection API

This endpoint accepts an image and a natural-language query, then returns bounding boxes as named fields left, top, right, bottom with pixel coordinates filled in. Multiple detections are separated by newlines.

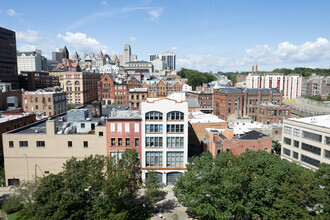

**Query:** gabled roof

left=97, top=51, right=104, bottom=59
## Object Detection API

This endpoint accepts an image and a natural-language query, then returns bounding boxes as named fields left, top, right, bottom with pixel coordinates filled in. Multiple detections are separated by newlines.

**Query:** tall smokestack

left=255, top=64, right=258, bottom=74
left=252, top=64, right=254, bottom=74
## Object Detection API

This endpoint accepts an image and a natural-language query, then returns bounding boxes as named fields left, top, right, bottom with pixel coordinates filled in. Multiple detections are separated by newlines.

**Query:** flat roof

left=106, top=110, right=141, bottom=120
left=0, top=114, right=30, bottom=124
left=286, top=115, right=330, bottom=129
left=189, top=112, right=226, bottom=124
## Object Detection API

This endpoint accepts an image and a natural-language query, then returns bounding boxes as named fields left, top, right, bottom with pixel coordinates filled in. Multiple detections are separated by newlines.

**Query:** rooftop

left=187, top=98, right=200, bottom=108
left=235, top=130, right=269, bottom=140
left=287, top=115, right=330, bottom=129
left=129, top=88, right=148, bottom=92
left=189, top=112, right=226, bottom=124
left=0, top=114, right=31, bottom=124
left=217, top=88, right=280, bottom=94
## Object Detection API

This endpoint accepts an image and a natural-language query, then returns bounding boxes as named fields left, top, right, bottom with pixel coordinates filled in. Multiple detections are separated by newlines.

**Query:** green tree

left=144, top=171, right=166, bottom=209
left=272, top=140, right=281, bottom=154
left=174, top=150, right=329, bottom=219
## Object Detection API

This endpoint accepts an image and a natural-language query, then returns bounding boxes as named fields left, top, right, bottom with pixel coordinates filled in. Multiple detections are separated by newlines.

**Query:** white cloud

left=148, top=7, right=163, bottom=21
left=177, top=38, right=330, bottom=72
left=57, top=32, right=113, bottom=55
left=7, top=9, right=20, bottom=16
left=101, top=1, right=109, bottom=6
left=19, top=44, right=36, bottom=52
left=171, top=46, right=178, bottom=51
left=16, top=30, right=42, bottom=43
left=130, top=36, right=136, bottom=43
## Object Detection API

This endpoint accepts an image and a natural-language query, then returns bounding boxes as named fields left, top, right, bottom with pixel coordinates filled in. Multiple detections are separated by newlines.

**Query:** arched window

left=75, top=81, right=80, bottom=85
left=66, top=81, right=72, bottom=85
left=167, top=111, right=184, bottom=120
left=145, top=111, right=163, bottom=120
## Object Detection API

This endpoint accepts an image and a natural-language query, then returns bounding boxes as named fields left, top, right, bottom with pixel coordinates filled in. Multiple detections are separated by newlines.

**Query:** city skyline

left=1, top=0, right=330, bottom=72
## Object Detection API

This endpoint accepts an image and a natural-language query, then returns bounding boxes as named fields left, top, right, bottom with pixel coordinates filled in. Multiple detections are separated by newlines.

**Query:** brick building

left=129, top=88, right=148, bottom=109
left=258, top=103, right=291, bottom=124
left=18, top=71, right=60, bottom=91
left=186, top=92, right=213, bottom=113
left=106, top=110, right=142, bottom=165
left=22, top=90, right=67, bottom=116
left=205, top=128, right=272, bottom=157
left=142, top=79, right=182, bottom=98
left=213, top=88, right=285, bottom=122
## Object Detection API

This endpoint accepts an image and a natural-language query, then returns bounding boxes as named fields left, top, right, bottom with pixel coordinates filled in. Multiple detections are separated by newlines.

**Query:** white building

left=182, top=84, right=192, bottom=92
left=245, top=73, right=302, bottom=100
left=141, top=95, right=188, bottom=185
left=17, top=50, right=47, bottom=73
left=149, top=51, right=176, bottom=70
left=281, top=115, right=330, bottom=170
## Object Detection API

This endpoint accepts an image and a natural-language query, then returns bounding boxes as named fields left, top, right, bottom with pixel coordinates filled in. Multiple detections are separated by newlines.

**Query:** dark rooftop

left=236, top=130, right=269, bottom=140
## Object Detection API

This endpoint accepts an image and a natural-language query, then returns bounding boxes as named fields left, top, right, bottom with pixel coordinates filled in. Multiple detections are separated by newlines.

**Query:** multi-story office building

left=17, top=50, right=48, bottom=73
left=106, top=110, right=142, bottom=165
left=18, top=71, right=60, bottom=91
left=149, top=51, right=176, bottom=70
left=50, top=71, right=101, bottom=105
left=245, top=73, right=302, bottom=100
left=281, top=115, right=330, bottom=170
left=22, top=90, right=67, bottom=116
left=213, top=88, right=286, bottom=123
left=0, top=27, right=18, bottom=89
left=141, top=94, right=188, bottom=185
left=118, top=44, right=137, bottom=66
left=3, top=107, right=107, bottom=185
left=52, top=48, right=63, bottom=63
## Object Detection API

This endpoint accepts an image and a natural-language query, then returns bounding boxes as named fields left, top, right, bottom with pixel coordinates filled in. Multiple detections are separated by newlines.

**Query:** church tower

left=62, top=46, right=69, bottom=59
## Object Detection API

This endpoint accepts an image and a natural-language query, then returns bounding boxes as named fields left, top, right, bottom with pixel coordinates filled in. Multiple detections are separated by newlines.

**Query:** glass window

left=301, top=154, right=320, bottom=167
left=301, top=143, right=321, bottom=155
left=284, top=126, right=292, bottom=134
left=125, top=138, right=130, bottom=146
left=293, top=129, right=300, bottom=137
left=9, top=141, right=14, bottom=148
left=19, top=141, right=28, bottom=147
left=81, top=123, right=85, bottom=128
left=111, top=138, right=115, bottom=147
left=146, top=152, right=163, bottom=167
left=125, top=123, right=130, bottom=133
left=68, top=141, right=72, bottom=147
left=167, top=124, right=184, bottom=133
left=146, top=124, right=163, bottom=133
left=167, top=137, right=184, bottom=147
left=36, top=141, right=45, bottom=147
left=83, top=141, right=88, bottom=148
left=284, top=137, right=291, bottom=146
left=135, top=138, right=139, bottom=147
left=167, top=111, right=184, bottom=120
left=99, top=132, right=103, bottom=137
left=145, top=111, right=163, bottom=120
left=167, top=152, right=184, bottom=167
left=117, top=123, right=122, bottom=133
left=302, top=131, right=322, bottom=142
left=293, top=140, right=299, bottom=148
left=118, top=138, right=122, bottom=147
left=325, top=149, right=330, bottom=159
left=146, top=137, right=163, bottom=147
left=110, top=123, right=115, bottom=132
left=283, top=148, right=291, bottom=156
left=325, top=137, right=330, bottom=145
left=134, top=123, right=139, bottom=132
left=293, top=151, right=298, bottom=159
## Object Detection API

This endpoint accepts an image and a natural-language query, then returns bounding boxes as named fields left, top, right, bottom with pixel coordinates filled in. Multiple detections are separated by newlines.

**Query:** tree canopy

left=174, top=151, right=330, bottom=219
left=177, top=68, right=217, bottom=89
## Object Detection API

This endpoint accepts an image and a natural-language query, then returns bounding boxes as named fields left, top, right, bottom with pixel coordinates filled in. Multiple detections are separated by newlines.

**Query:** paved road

left=151, top=186, right=191, bottom=220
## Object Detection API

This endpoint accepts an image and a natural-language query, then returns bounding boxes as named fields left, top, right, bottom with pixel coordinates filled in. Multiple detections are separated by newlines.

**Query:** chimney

left=252, top=64, right=254, bottom=74
left=255, top=64, right=258, bottom=74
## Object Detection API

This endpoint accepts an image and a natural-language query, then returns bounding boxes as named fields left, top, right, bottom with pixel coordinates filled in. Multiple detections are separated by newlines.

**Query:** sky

left=1, top=0, right=330, bottom=72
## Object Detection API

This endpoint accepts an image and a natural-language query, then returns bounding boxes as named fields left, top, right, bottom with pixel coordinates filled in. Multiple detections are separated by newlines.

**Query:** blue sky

left=1, top=0, right=330, bottom=72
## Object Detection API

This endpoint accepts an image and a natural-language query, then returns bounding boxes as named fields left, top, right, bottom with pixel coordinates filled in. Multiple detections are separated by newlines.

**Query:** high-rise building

left=118, top=44, right=137, bottom=66
left=52, top=48, right=63, bottom=62
left=0, top=27, right=18, bottom=89
left=17, top=50, right=48, bottom=73
left=149, top=51, right=176, bottom=70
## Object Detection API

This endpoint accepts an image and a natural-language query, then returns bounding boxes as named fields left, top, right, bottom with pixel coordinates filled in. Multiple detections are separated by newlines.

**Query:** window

left=325, top=137, right=330, bottom=145
left=284, top=137, right=291, bottom=146
left=110, top=123, right=115, bottom=132
left=117, top=123, right=122, bottom=133
left=301, top=154, right=320, bottom=167
left=9, top=141, right=13, bottom=148
left=111, top=138, right=115, bottom=147
left=301, top=143, right=321, bottom=155
left=110, top=152, right=123, bottom=163
left=99, top=132, right=103, bottom=137
left=167, top=124, right=184, bottom=133
left=145, top=111, right=163, bottom=120
left=118, top=138, right=122, bottom=147
left=293, top=128, right=300, bottom=137
left=146, top=124, right=163, bottom=133
left=135, top=138, right=139, bottom=147
left=83, top=141, right=88, bottom=148
left=293, top=151, right=299, bottom=159
left=68, top=141, right=72, bottom=148
left=302, top=131, right=322, bottom=142
left=293, top=140, right=299, bottom=148
left=167, top=111, right=184, bottom=120
left=125, top=123, right=130, bottom=133
left=283, top=148, right=291, bottom=156
left=167, top=137, right=184, bottom=147
left=167, top=152, right=184, bottom=167
left=81, top=123, right=85, bottom=128
left=264, top=148, right=268, bottom=152
left=19, top=141, right=28, bottom=147
left=325, top=149, right=330, bottom=159
left=284, top=126, right=292, bottom=134
left=125, top=138, right=130, bottom=146
left=146, top=137, right=163, bottom=147
left=36, top=141, right=45, bottom=147
left=146, top=152, right=163, bottom=167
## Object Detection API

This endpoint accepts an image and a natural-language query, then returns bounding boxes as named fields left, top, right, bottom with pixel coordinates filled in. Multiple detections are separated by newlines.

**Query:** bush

left=2, top=195, right=23, bottom=214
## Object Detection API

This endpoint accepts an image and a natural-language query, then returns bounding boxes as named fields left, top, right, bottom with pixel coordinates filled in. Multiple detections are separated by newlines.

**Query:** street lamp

left=22, top=154, right=29, bottom=181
